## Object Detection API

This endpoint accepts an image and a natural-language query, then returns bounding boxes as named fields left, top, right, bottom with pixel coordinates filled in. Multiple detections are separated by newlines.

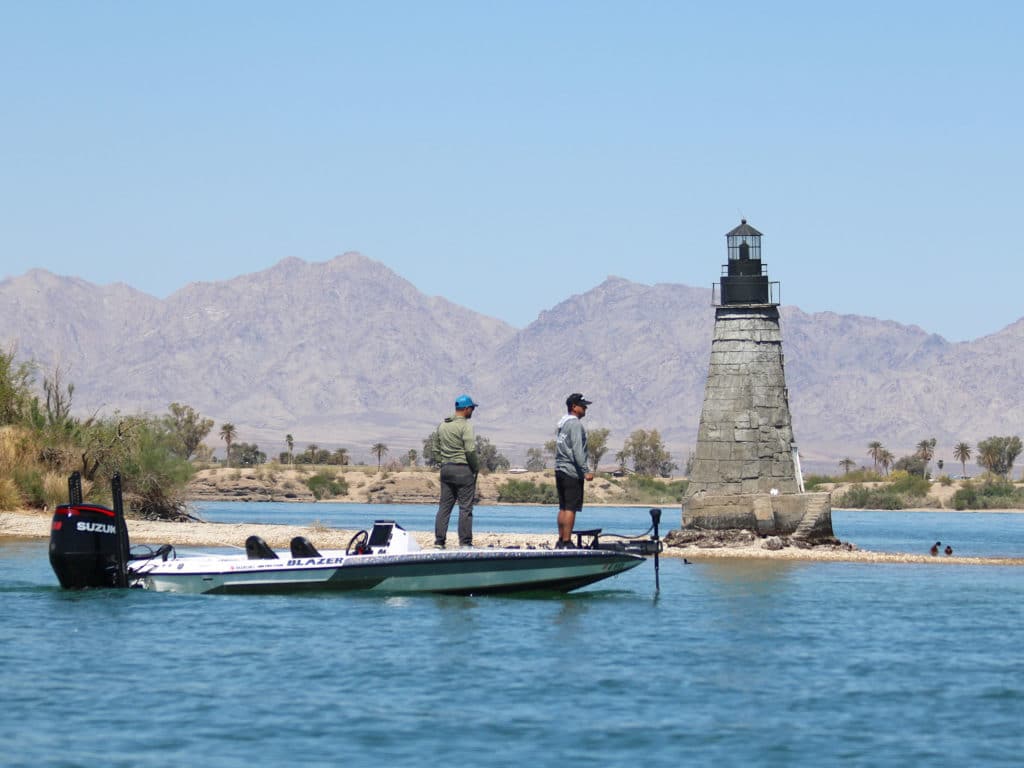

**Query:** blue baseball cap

left=455, top=394, right=479, bottom=409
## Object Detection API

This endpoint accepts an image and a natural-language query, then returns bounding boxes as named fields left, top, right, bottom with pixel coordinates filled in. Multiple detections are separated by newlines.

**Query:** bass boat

left=49, top=474, right=662, bottom=596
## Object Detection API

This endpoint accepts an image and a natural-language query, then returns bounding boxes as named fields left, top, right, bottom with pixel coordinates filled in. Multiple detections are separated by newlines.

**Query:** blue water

left=3, top=505, right=1023, bottom=766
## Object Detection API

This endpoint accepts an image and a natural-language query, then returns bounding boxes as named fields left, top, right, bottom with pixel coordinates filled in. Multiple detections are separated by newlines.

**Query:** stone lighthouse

left=682, top=221, right=833, bottom=539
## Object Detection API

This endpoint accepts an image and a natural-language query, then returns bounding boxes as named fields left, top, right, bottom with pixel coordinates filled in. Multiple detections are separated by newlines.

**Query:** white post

left=791, top=443, right=805, bottom=494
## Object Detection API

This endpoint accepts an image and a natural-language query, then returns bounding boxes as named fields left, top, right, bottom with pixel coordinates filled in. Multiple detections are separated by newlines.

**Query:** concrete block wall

left=683, top=491, right=833, bottom=537
left=686, top=305, right=799, bottom=498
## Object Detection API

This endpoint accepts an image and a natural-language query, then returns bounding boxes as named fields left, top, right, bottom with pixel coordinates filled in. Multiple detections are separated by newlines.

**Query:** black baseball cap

left=566, top=393, right=592, bottom=408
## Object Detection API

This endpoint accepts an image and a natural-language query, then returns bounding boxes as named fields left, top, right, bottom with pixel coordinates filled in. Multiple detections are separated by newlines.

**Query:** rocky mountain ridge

left=2, top=253, right=1022, bottom=470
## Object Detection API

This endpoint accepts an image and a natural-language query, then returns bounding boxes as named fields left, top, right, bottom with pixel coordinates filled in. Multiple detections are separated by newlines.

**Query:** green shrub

left=952, top=479, right=1024, bottom=510
left=843, top=469, right=884, bottom=483
left=0, top=478, right=22, bottom=510
left=497, top=479, right=557, bottom=504
left=620, top=475, right=688, bottom=504
left=803, top=474, right=835, bottom=490
left=836, top=483, right=905, bottom=510
left=888, top=470, right=930, bottom=498
left=305, top=472, right=349, bottom=500
left=13, top=468, right=44, bottom=508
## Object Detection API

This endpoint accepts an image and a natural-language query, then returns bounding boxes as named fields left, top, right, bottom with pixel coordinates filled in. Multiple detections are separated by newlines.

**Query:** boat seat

left=290, top=536, right=322, bottom=558
left=572, top=528, right=602, bottom=548
left=245, top=535, right=279, bottom=560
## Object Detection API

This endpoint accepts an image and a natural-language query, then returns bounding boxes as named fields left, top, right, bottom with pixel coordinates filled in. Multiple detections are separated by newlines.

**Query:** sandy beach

left=4, top=509, right=1022, bottom=566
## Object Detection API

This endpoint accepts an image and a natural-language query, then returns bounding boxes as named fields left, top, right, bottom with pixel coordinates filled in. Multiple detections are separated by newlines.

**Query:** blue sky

left=2, top=2, right=1021, bottom=342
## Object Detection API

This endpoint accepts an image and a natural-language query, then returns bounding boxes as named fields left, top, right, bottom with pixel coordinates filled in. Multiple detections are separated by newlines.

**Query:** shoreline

left=3, top=509, right=1022, bottom=566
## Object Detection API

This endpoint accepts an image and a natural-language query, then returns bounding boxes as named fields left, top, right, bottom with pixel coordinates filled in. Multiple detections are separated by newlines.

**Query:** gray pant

left=435, top=463, right=476, bottom=546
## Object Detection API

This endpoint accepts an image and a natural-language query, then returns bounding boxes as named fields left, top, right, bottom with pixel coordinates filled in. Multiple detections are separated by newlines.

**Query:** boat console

left=366, top=520, right=421, bottom=555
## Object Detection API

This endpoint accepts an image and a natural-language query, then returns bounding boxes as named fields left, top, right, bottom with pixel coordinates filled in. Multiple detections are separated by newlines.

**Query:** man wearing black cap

left=554, top=393, right=594, bottom=548
left=432, top=394, right=480, bottom=548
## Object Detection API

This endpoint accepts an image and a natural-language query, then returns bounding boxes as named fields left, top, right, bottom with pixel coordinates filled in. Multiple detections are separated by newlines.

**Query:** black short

left=555, top=470, right=585, bottom=512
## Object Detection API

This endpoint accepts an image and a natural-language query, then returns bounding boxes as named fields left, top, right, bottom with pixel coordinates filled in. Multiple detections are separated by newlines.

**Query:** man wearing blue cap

left=432, top=394, right=480, bottom=548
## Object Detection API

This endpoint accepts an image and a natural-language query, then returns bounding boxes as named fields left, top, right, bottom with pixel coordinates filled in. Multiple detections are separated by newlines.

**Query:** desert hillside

left=2, top=255, right=1022, bottom=471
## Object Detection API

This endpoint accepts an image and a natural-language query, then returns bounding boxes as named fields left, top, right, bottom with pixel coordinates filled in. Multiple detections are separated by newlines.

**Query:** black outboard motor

left=49, top=472, right=130, bottom=589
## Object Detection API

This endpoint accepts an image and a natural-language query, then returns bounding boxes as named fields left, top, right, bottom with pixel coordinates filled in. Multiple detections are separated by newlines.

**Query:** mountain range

left=2, top=252, right=1022, bottom=472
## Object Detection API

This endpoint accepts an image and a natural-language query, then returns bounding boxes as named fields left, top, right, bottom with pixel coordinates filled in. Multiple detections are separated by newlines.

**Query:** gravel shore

left=4, top=509, right=1022, bottom=566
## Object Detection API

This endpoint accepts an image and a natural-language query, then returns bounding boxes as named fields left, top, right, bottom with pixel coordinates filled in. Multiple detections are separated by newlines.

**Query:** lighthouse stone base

left=682, top=303, right=834, bottom=540
left=683, top=490, right=833, bottom=538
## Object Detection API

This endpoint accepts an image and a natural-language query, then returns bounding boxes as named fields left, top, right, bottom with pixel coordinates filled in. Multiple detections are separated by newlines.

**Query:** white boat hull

left=137, top=548, right=644, bottom=595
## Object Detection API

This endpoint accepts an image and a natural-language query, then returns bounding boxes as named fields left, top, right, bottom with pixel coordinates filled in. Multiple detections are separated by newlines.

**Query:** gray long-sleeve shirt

left=554, top=414, right=588, bottom=479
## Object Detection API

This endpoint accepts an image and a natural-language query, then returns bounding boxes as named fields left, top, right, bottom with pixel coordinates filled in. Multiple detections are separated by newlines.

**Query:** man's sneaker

left=555, top=539, right=576, bottom=549
left=433, top=543, right=446, bottom=550
left=459, top=543, right=474, bottom=550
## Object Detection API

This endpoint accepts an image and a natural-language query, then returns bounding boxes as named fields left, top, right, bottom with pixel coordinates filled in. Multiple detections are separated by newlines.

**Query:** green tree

left=525, top=447, right=546, bottom=472
left=219, top=423, right=237, bottom=466
left=229, top=442, right=266, bottom=467
left=976, top=436, right=1023, bottom=478
left=422, top=431, right=439, bottom=468
left=117, top=416, right=195, bottom=520
left=915, top=438, right=937, bottom=476
left=867, top=441, right=884, bottom=473
left=0, top=347, right=35, bottom=426
left=163, top=402, right=214, bottom=459
left=302, top=443, right=320, bottom=465
left=77, top=414, right=138, bottom=481
left=476, top=436, right=510, bottom=473
left=330, top=447, right=350, bottom=466
left=893, top=454, right=927, bottom=477
left=299, top=445, right=331, bottom=464
left=285, top=434, right=294, bottom=463
left=406, top=449, right=418, bottom=467
left=838, top=457, right=856, bottom=475
left=953, top=442, right=972, bottom=477
left=543, top=439, right=557, bottom=463
left=619, top=429, right=674, bottom=477
left=879, top=449, right=894, bottom=476
left=42, top=366, right=75, bottom=430
left=586, top=427, right=610, bottom=473
left=371, top=442, right=389, bottom=470
left=614, top=449, right=628, bottom=471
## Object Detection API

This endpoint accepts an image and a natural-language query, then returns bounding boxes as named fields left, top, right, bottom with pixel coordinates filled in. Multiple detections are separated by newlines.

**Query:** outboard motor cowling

left=49, top=504, right=128, bottom=588
left=48, top=472, right=130, bottom=589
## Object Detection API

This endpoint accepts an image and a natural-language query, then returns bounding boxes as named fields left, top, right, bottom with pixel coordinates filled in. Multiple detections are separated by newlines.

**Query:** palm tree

left=879, top=449, right=894, bottom=476
left=867, top=441, right=884, bottom=473
left=285, top=434, right=294, bottom=464
left=219, top=423, right=237, bottom=467
left=332, top=447, right=349, bottom=466
left=371, top=443, right=389, bottom=470
left=916, top=438, right=936, bottom=462
left=953, top=442, right=971, bottom=478
left=915, top=437, right=937, bottom=478
left=838, top=457, right=856, bottom=475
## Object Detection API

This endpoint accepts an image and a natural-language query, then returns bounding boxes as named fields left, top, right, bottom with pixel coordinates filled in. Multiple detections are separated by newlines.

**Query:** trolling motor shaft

left=572, top=508, right=662, bottom=591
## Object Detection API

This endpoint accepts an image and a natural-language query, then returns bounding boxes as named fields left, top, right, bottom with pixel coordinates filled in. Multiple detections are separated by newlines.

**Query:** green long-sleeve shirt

left=433, top=414, right=479, bottom=473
